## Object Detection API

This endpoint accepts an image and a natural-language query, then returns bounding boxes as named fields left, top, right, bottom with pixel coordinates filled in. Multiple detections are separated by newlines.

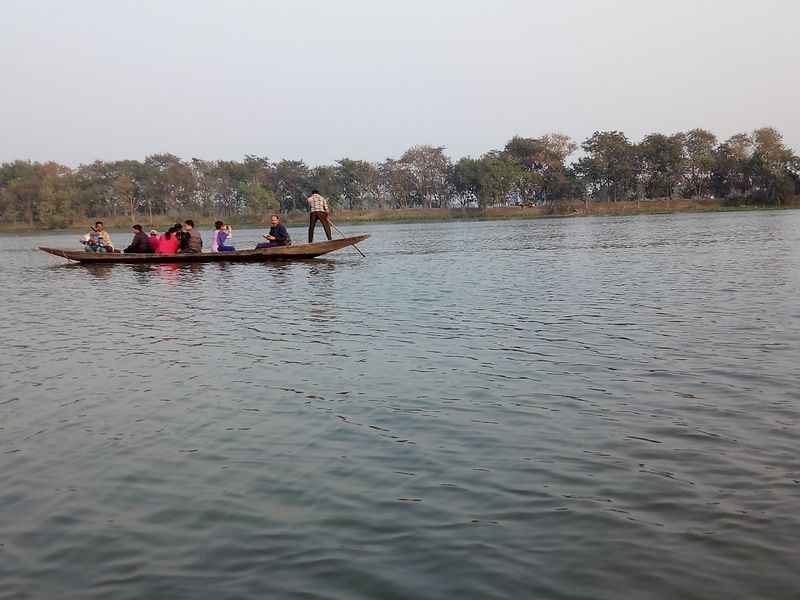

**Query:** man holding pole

left=307, top=189, right=332, bottom=243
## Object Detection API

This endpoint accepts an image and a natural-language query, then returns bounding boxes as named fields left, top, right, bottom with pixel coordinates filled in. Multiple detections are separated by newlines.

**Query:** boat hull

left=40, top=235, right=369, bottom=263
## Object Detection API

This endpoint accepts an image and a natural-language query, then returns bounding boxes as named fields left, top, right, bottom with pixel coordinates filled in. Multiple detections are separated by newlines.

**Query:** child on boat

left=212, top=221, right=235, bottom=252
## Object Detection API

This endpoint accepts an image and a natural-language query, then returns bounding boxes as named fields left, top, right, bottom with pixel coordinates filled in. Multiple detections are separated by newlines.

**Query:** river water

left=1, top=211, right=799, bottom=599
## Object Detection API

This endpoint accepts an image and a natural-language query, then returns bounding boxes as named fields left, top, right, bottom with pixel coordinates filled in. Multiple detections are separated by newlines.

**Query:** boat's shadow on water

left=48, top=262, right=116, bottom=279
left=48, top=258, right=340, bottom=279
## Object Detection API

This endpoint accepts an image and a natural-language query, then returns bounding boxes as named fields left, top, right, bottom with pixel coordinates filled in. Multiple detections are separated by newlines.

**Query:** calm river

left=1, top=211, right=799, bottom=599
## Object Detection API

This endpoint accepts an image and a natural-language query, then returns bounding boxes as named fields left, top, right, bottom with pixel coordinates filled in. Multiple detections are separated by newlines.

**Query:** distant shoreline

left=1, top=198, right=798, bottom=234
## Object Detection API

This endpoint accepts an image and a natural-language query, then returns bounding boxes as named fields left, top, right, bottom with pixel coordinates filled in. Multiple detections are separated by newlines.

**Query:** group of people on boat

left=84, top=219, right=205, bottom=254
left=81, top=190, right=333, bottom=255
left=120, top=220, right=204, bottom=254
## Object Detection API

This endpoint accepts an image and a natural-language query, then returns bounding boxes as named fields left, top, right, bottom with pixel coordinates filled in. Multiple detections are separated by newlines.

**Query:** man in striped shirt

left=307, top=189, right=332, bottom=243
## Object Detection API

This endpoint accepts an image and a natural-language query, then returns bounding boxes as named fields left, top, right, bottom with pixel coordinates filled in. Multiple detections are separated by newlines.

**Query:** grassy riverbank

left=305, top=198, right=800, bottom=225
left=1, top=198, right=798, bottom=233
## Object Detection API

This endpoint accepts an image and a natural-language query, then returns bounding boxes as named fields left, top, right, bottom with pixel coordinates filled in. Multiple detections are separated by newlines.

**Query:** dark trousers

left=309, top=212, right=332, bottom=243
left=255, top=241, right=285, bottom=249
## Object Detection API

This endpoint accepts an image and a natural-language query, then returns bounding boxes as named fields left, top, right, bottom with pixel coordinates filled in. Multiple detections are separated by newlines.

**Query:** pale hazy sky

left=2, top=0, right=797, bottom=166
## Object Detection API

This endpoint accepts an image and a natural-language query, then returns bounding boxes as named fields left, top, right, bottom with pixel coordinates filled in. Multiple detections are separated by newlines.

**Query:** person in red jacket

left=155, top=226, right=180, bottom=254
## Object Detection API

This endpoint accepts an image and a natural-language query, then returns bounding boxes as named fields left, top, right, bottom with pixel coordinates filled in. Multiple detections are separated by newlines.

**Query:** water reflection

left=306, top=259, right=337, bottom=279
left=131, top=264, right=154, bottom=284
left=2, top=216, right=800, bottom=600
left=304, top=261, right=337, bottom=322
left=262, top=262, right=290, bottom=290
left=149, top=262, right=182, bottom=283
left=83, top=264, right=114, bottom=280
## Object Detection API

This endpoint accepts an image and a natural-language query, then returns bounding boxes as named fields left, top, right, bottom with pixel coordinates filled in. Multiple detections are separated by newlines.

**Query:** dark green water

left=1, top=212, right=799, bottom=599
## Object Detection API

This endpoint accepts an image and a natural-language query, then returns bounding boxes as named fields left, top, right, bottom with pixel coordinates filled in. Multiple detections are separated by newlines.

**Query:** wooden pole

left=328, top=219, right=365, bottom=258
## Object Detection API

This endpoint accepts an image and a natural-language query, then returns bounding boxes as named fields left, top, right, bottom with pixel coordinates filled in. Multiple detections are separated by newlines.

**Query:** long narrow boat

left=40, top=235, right=369, bottom=264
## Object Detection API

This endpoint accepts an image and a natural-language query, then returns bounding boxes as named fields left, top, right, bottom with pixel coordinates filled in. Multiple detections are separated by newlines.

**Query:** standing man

left=307, top=189, right=332, bottom=243
left=183, top=219, right=203, bottom=253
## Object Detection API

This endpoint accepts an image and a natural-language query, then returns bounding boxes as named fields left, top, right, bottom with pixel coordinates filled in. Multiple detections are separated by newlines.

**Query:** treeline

left=1, top=127, right=798, bottom=228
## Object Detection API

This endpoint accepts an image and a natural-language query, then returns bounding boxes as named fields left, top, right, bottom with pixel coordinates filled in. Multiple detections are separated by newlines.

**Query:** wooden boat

left=40, top=235, right=369, bottom=264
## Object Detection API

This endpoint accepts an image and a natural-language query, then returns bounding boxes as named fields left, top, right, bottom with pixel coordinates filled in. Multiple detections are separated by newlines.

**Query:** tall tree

left=273, top=160, right=311, bottom=212
left=683, top=128, right=717, bottom=198
left=750, top=127, right=797, bottom=205
left=453, top=157, right=482, bottom=207
left=502, top=133, right=577, bottom=203
left=112, top=174, right=137, bottom=222
left=477, top=151, right=521, bottom=207
left=502, top=137, right=545, bottom=203
left=377, top=159, right=415, bottom=208
left=238, top=181, right=278, bottom=218
left=398, top=145, right=453, bottom=208
left=575, top=131, right=638, bottom=201
left=637, top=132, right=686, bottom=199
left=143, top=154, right=195, bottom=215
left=336, top=159, right=379, bottom=209
left=711, top=133, right=754, bottom=199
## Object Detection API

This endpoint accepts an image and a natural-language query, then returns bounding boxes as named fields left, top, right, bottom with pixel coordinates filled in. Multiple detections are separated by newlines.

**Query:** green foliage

left=0, top=128, right=796, bottom=227
left=638, top=133, right=685, bottom=199
left=311, top=165, right=340, bottom=207
left=750, top=127, right=797, bottom=204
left=684, top=129, right=717, bottom=197
left=501, top=133, right=577, bottom=204
left=238, top=182, right=278, bottom=217
left=575, top=131, right=638, bottom=201
left=478, top=152, right=523, bottom=207
left=274, top=160, right=311, bottom=212
left=398, top=145, right=453, bottom=208
left=453, top=158, right=482, bottom=207
left=336, top=159, right=379, bottom=209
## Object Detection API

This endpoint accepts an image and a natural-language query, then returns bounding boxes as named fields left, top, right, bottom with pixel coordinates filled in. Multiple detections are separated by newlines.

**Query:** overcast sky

left=2, top=0, right=797, bottom=166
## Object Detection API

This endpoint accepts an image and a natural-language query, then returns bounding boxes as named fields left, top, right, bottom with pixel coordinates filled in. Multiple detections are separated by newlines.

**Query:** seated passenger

left=124, top=224, right=153, bottom=253
left=183, top=219, right=203, bottom=253
left=148, top=230, right=160, bottom=252
left=82, top=221, right=113, bottom=252
left=256, top=215, right=291, bottom=248
left=212, top=221, right=235, bottom=252
left=155, top=226, right=180, bottom=254
left=174, top=222, right=190, bottom=253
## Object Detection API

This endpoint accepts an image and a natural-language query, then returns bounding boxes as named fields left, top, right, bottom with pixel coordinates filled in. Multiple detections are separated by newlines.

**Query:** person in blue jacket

left=256, top=214, right=291, bottom=248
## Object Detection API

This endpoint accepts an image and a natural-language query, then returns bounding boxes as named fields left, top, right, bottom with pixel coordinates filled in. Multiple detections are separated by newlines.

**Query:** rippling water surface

left=1, top=212, right=799, bottom=599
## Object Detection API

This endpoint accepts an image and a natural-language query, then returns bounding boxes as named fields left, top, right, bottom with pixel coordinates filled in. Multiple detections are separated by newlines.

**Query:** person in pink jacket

left=155, top=226, right=180, bottom=254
